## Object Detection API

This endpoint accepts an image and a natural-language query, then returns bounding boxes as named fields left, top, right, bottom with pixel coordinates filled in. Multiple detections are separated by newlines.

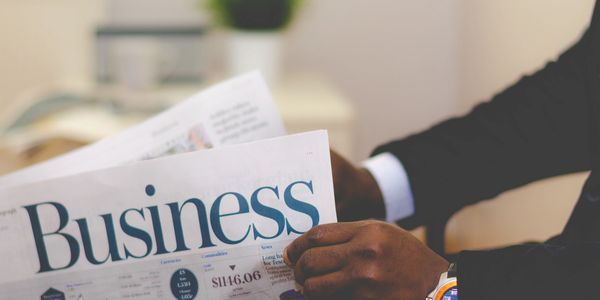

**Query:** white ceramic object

left=228, top=31, right=282, bottom=84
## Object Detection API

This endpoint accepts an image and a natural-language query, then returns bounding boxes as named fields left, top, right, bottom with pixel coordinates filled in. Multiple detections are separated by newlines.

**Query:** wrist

left=357, top=167, right=386, bottom=219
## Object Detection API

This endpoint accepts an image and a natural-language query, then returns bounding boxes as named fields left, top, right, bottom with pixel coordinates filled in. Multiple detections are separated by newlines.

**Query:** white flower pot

left=228, top=31, right=282, bottom=84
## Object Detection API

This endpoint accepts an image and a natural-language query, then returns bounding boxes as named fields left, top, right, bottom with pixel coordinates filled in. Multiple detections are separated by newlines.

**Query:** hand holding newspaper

left=0, top=74, right=338, bottom=299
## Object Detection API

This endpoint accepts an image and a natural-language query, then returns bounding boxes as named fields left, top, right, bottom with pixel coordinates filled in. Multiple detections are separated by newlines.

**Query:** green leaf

left=204, top=0, right=301, bottom=31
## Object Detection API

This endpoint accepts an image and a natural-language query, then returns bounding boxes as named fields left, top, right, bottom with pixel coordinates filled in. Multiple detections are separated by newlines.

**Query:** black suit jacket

left=373, top=2, right=600, bottom=299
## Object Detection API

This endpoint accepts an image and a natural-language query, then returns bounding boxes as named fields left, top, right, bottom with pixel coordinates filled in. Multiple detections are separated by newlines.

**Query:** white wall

left=445, top=0, right=596, bottom=252
left=106, top=0, right=205, bottom=26
left=0, top=0, right=104, bottom=109
left=285, top=0, right=597, bottom=252
left=285, top=0, right=461, bottom=159
left=0, top=0, right=597, bottom=251
left=456, top=0, right=595, bottom=113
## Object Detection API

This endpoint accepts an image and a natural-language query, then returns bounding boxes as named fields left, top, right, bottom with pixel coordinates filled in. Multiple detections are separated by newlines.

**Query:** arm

left=458, top=241, right=599, bottom=299
left=284, top=221, right=600, bottom=300
left=374, top=27, right=595, bottom=227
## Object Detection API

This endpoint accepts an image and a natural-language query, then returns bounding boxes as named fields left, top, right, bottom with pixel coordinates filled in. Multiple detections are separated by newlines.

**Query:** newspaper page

left=0, top=72, right=285, bottom=188
left=0, top=130, right=335, bottom=299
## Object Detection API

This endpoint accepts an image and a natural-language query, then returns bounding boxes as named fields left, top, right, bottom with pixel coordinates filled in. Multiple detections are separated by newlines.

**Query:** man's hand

left=331, top=151, right=385, bottom=221
left=284, top=220, right=448, bottom=300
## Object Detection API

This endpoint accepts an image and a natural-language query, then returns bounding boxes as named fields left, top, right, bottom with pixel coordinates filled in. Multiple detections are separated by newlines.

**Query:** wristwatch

left=426, top=262, right=458, bottom=300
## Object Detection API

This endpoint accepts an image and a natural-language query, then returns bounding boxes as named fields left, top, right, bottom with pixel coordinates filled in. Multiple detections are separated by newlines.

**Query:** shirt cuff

left=363, top=152, right=415, bottom=223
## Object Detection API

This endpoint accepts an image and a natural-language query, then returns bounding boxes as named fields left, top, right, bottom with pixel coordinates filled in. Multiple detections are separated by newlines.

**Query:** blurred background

left=0, top=0, right=595, bottom=253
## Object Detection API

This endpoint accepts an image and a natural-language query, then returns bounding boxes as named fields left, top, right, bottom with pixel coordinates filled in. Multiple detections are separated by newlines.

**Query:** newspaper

left=0, top=130, right=336, bottom=299
left=0, top=72, right=285, bottom=188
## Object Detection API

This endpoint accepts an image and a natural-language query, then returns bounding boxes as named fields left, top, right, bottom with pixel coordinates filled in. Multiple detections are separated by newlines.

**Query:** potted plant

left=206, top=0, right=302, bottom=82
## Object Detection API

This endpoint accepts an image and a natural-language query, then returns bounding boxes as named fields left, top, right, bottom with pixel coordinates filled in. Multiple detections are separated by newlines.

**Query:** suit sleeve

left=373, top=28, right=595, bottom=228
left=457, top=241, right=599, bottom=299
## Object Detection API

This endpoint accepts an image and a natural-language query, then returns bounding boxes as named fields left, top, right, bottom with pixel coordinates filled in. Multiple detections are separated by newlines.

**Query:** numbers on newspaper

left=170, top=269, right=199, bottom=300
left=0, top=130, right=336, bottom=299
left=211, top=271, right=262, bottom=288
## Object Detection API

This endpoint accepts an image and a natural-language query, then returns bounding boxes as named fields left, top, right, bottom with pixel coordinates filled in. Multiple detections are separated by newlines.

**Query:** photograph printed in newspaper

left=0, top=72, right=285, bottom=188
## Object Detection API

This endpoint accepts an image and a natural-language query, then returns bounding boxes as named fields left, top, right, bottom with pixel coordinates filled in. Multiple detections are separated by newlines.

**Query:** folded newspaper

left=0, top=73, right=338, bottom=299
left=0, top=72, right=286, bottom=188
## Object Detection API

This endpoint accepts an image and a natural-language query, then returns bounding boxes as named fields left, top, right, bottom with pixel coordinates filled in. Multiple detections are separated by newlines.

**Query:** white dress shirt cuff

left=363, top=152, right=415, bottom=223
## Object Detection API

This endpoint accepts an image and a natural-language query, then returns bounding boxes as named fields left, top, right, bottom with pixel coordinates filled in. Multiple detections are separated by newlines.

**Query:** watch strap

left=426, top=262, right=458, bottom=300
left=448, top=262, right=457, bottom=278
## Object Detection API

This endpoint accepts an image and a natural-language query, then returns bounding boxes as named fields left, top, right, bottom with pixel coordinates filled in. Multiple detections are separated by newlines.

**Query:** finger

left=294, top=244, right=347, bottom=285
left=301, top=271, right=353, bottom=300
left=285, top=222, right=361, bottom=267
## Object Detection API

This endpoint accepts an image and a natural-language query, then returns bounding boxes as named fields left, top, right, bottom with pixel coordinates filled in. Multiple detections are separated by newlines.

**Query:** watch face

left=441, top=287, right=458, bottom=300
